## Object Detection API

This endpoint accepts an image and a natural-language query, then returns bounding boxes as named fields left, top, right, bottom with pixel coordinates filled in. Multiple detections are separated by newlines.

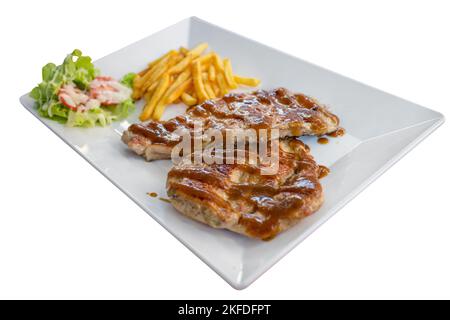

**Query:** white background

left=1, top=0, right=449, bottom=299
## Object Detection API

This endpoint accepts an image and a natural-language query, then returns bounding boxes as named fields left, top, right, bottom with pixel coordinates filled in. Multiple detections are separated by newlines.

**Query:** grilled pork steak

left=166, top=138, right=325, bottom=240
left=122, top=88, right=340, bottom=161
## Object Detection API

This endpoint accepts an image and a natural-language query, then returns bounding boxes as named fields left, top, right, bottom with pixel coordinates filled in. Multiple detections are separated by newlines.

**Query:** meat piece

left=166, top=138, right=325, bottom=240
left=122, top=88, right=340, bottom=161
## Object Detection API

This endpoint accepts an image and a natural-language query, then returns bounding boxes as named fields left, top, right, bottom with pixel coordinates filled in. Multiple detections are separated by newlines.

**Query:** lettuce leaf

left=110, top=98, right=135, bottom=119
left=67, top=109, right=111, bottom=128
left=120, top=72, right=136, bottom=88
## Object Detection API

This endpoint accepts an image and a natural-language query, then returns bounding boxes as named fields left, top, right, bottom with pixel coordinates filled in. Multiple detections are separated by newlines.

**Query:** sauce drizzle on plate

left=327, top=127, right=346, bottom=138
left=317, top=137, right=329, bottom=144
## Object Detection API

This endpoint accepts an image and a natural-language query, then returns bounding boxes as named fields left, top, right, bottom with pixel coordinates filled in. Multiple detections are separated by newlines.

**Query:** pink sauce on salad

left=58, top=77, right=131, bottom=112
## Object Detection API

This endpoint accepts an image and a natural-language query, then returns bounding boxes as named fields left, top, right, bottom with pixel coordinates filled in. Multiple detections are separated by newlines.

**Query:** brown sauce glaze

left=294, top=93, right=319, bottom=109
left=168, top=140, right=322, bottom=240
left=327, top=127, right=346, bottom=138
left=239, top=194, right=307, bottom=240
left=127, top=88, right=341, bottom=148
left=169, top=181, right=231, bottom=209
left=317, top=137, right=329, bottom=144
left=289, top=123, right=303, bottom=136
left=147, top=192, right=158, bottom=197
left=129, top=123, right=180, bottom=146
left=168, top=167, right=228, bottom=189
left=318, top=165, right=330, bottom=179
left=289, top=138, right=310, bottom=152
left=163, top=116, right=191, bottom=132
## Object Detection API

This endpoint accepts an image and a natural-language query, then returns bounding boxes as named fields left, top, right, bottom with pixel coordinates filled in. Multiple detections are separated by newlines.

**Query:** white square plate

left=20, top=17, right=444, bottom=289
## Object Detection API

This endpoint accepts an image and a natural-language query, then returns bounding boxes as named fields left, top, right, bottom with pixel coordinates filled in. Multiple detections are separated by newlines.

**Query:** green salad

left=30, top=49, right=136, bottom=127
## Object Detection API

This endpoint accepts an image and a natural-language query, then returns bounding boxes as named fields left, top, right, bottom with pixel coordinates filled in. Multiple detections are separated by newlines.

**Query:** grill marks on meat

left=167, top=138, right=324, bottom=240
left=122, top=88, right=340, bottom=161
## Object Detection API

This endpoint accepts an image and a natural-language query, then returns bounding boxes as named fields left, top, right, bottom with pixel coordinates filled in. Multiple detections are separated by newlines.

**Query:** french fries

left=223, top=59, right=238, bottom=89
left=212, top=82, right=220, bottom=96
left=216, top=72, right=228, bottom=96
left=168, top=56, right=192, bottom=74
left=234, top=75, right=261, bottom=87
left=188, top=42, right=208, bottom=58
left=204, top=81, right=216, bottom=99
left=132, top=43, right=261, bottom=121
left=166, top=69, right=191, bottom=98
left=212, top=53, right=224, bottom=73
left=179, top=47, right=189, bottom=56
left=167, top=79, right=192, bottom=104
left=181, top=92, right=197, bottom=106
left=208, top=65, right=216, bottom=82
left=139, top=73, right=170, bottom=121
left=192, top=60, right=209, bottom=103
